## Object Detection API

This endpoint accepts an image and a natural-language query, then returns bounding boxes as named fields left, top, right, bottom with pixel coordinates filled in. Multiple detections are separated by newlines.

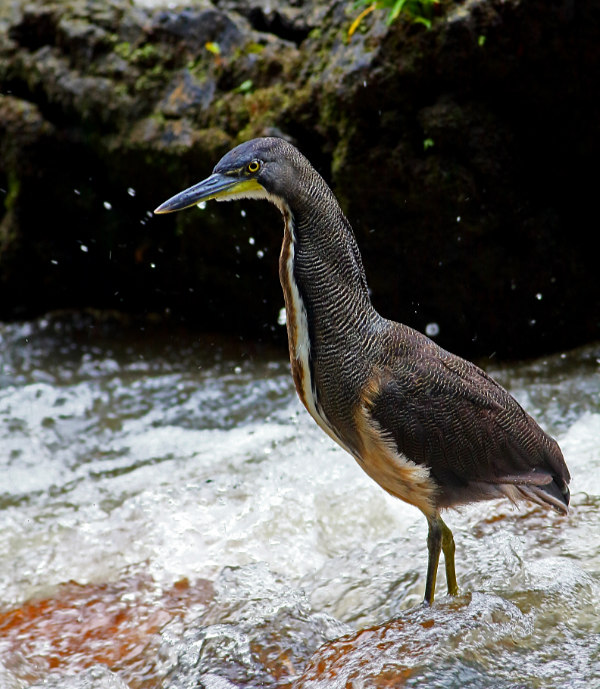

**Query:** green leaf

left=234, top=79, right=254, bottom=94
left=205, top=42, right=221, bottom=56
left=413, top=15, right=432, bottom=28
left=388, top=0, right=409, bottom=24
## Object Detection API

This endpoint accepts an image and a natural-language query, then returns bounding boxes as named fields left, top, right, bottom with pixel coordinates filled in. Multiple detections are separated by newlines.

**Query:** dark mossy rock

left=0, top=0, right=598, bottom=357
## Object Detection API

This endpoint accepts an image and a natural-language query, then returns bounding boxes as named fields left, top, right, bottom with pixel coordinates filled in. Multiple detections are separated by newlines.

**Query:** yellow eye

left=247, top=160, right=260, bottom=173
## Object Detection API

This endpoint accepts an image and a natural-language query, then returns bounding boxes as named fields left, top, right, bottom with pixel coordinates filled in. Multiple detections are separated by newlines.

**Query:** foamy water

left=0, top=314, right=598, bottom=687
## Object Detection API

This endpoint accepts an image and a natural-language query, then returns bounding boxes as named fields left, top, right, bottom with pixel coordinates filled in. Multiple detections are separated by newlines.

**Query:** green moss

left=134, top=63, right=167, bottom=93
left=113, top=82, right=129, bottom=99
left=3, top=171, right=20, bottom=214
left=114, top=41, right=160, bottom=67
left=209, top=93, right=250, bottom=136
left=245, top=42, right=265, bottom=54
left=133, top=43, right=160, bottom=63
left=236, top=85, right=293, bottom=140
left=114, top=41, right=131, bottom=59
left=186, top=57, right=211, bottom=80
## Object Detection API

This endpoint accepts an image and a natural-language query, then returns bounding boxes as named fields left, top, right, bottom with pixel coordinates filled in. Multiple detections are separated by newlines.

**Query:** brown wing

left=368, top=324, right=570, bottom=511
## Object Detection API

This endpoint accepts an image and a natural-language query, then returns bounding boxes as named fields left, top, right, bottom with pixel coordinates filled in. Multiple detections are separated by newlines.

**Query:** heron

left=155, top=137, right=570, bottom=604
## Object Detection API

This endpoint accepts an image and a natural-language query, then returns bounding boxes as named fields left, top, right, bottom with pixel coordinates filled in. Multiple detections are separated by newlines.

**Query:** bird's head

left=154, top=137, right=303, bottom=215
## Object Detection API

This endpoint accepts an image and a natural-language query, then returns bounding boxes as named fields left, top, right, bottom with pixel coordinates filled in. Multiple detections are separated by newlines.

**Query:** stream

left=0, top=312, right=598, bottom=688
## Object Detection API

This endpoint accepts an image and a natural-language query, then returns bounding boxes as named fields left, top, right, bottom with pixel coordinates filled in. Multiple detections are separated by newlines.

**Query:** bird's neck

left=277, top=182, right=378, bottom=450
left=282, top=183, right=373, bottom=320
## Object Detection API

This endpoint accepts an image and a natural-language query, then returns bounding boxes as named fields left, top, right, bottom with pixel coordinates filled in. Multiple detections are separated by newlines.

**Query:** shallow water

left=0, top=313, right=598, bottom=688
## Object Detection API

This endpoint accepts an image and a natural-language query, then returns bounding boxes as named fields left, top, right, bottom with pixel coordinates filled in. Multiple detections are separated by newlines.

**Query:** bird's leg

left=424, top=515, right=442, bottom=604
left=439, top=516, right=458, bottom=596
left=424, top=514, right=458, bottom=604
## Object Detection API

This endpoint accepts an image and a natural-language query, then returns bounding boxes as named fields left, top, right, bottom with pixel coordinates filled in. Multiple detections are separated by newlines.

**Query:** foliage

left=349, top=0, right=439, bottom=36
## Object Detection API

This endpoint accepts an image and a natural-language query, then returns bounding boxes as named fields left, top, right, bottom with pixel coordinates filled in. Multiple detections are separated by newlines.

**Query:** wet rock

left=0, top=573, right=214, bottom=687
left=150, top=6, right=247, bottom=55
left=29, top=665, right=130, bottom=689
left=160, top=564, right=349, bottom=689
left=160, top=69, right=217, bottom=117
left=295, top=593, right=531, bottom=688
left=0, top=0, right=598, bottom=356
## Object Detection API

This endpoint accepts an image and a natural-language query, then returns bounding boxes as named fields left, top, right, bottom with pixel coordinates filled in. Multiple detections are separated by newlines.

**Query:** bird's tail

left=499, top=476, right=570, bottom=514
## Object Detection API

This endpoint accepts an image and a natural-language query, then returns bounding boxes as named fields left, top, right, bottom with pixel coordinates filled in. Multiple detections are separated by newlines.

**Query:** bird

left=154, top=137, right=570, bottom=605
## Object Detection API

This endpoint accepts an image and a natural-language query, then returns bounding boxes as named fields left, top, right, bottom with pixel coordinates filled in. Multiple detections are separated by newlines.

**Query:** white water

left=0, top=314, right=598, bottom=687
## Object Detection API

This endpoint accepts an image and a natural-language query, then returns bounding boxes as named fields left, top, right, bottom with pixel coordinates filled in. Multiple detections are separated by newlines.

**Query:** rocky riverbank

left=1, top=0, right=598, bottom=356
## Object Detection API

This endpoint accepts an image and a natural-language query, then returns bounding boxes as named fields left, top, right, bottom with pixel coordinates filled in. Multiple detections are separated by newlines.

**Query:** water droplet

left=456, top=216, right=461, bottom=222
left=197, top=201, right=207, bottom=210
left=277, top=307, right=286, bottom=326
left=73, top=189, right=81, bottom=196
left=425, top=322, right=440, bottom=337
left=234, top=366, right=242, bottom=374
left=127, top=187, right=136, bottom=197
left=80, top=244, right=89, bottom=253
left=241, top=209, right=247, bottom=217
left=256, top=250, right=264, bottom=259
left=103, top=201, right=112, bottom=210
left=249, top=237, right=255, bottom=245
left=150, top=262, right=156, bottom=269
left=536, top=292, right=543, bottom=300
left=50, top=259, right=58, bottom=265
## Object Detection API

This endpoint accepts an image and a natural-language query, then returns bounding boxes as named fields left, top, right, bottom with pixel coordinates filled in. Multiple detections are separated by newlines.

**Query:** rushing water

left=0, top=313, right=598, bottom=688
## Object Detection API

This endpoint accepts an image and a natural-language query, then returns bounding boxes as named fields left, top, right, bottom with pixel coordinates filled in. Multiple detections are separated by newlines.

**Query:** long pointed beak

left=154, top=173, right=244, bottom=214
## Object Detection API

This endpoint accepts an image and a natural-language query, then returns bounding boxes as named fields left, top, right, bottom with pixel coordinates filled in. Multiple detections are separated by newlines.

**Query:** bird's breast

left=278, top=211, right=354, bottom=453
left=278, top=210, right=310, bottom=406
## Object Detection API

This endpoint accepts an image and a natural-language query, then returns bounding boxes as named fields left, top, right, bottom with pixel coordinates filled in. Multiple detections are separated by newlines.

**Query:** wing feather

left=366, top=324, right=570, bottom=511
